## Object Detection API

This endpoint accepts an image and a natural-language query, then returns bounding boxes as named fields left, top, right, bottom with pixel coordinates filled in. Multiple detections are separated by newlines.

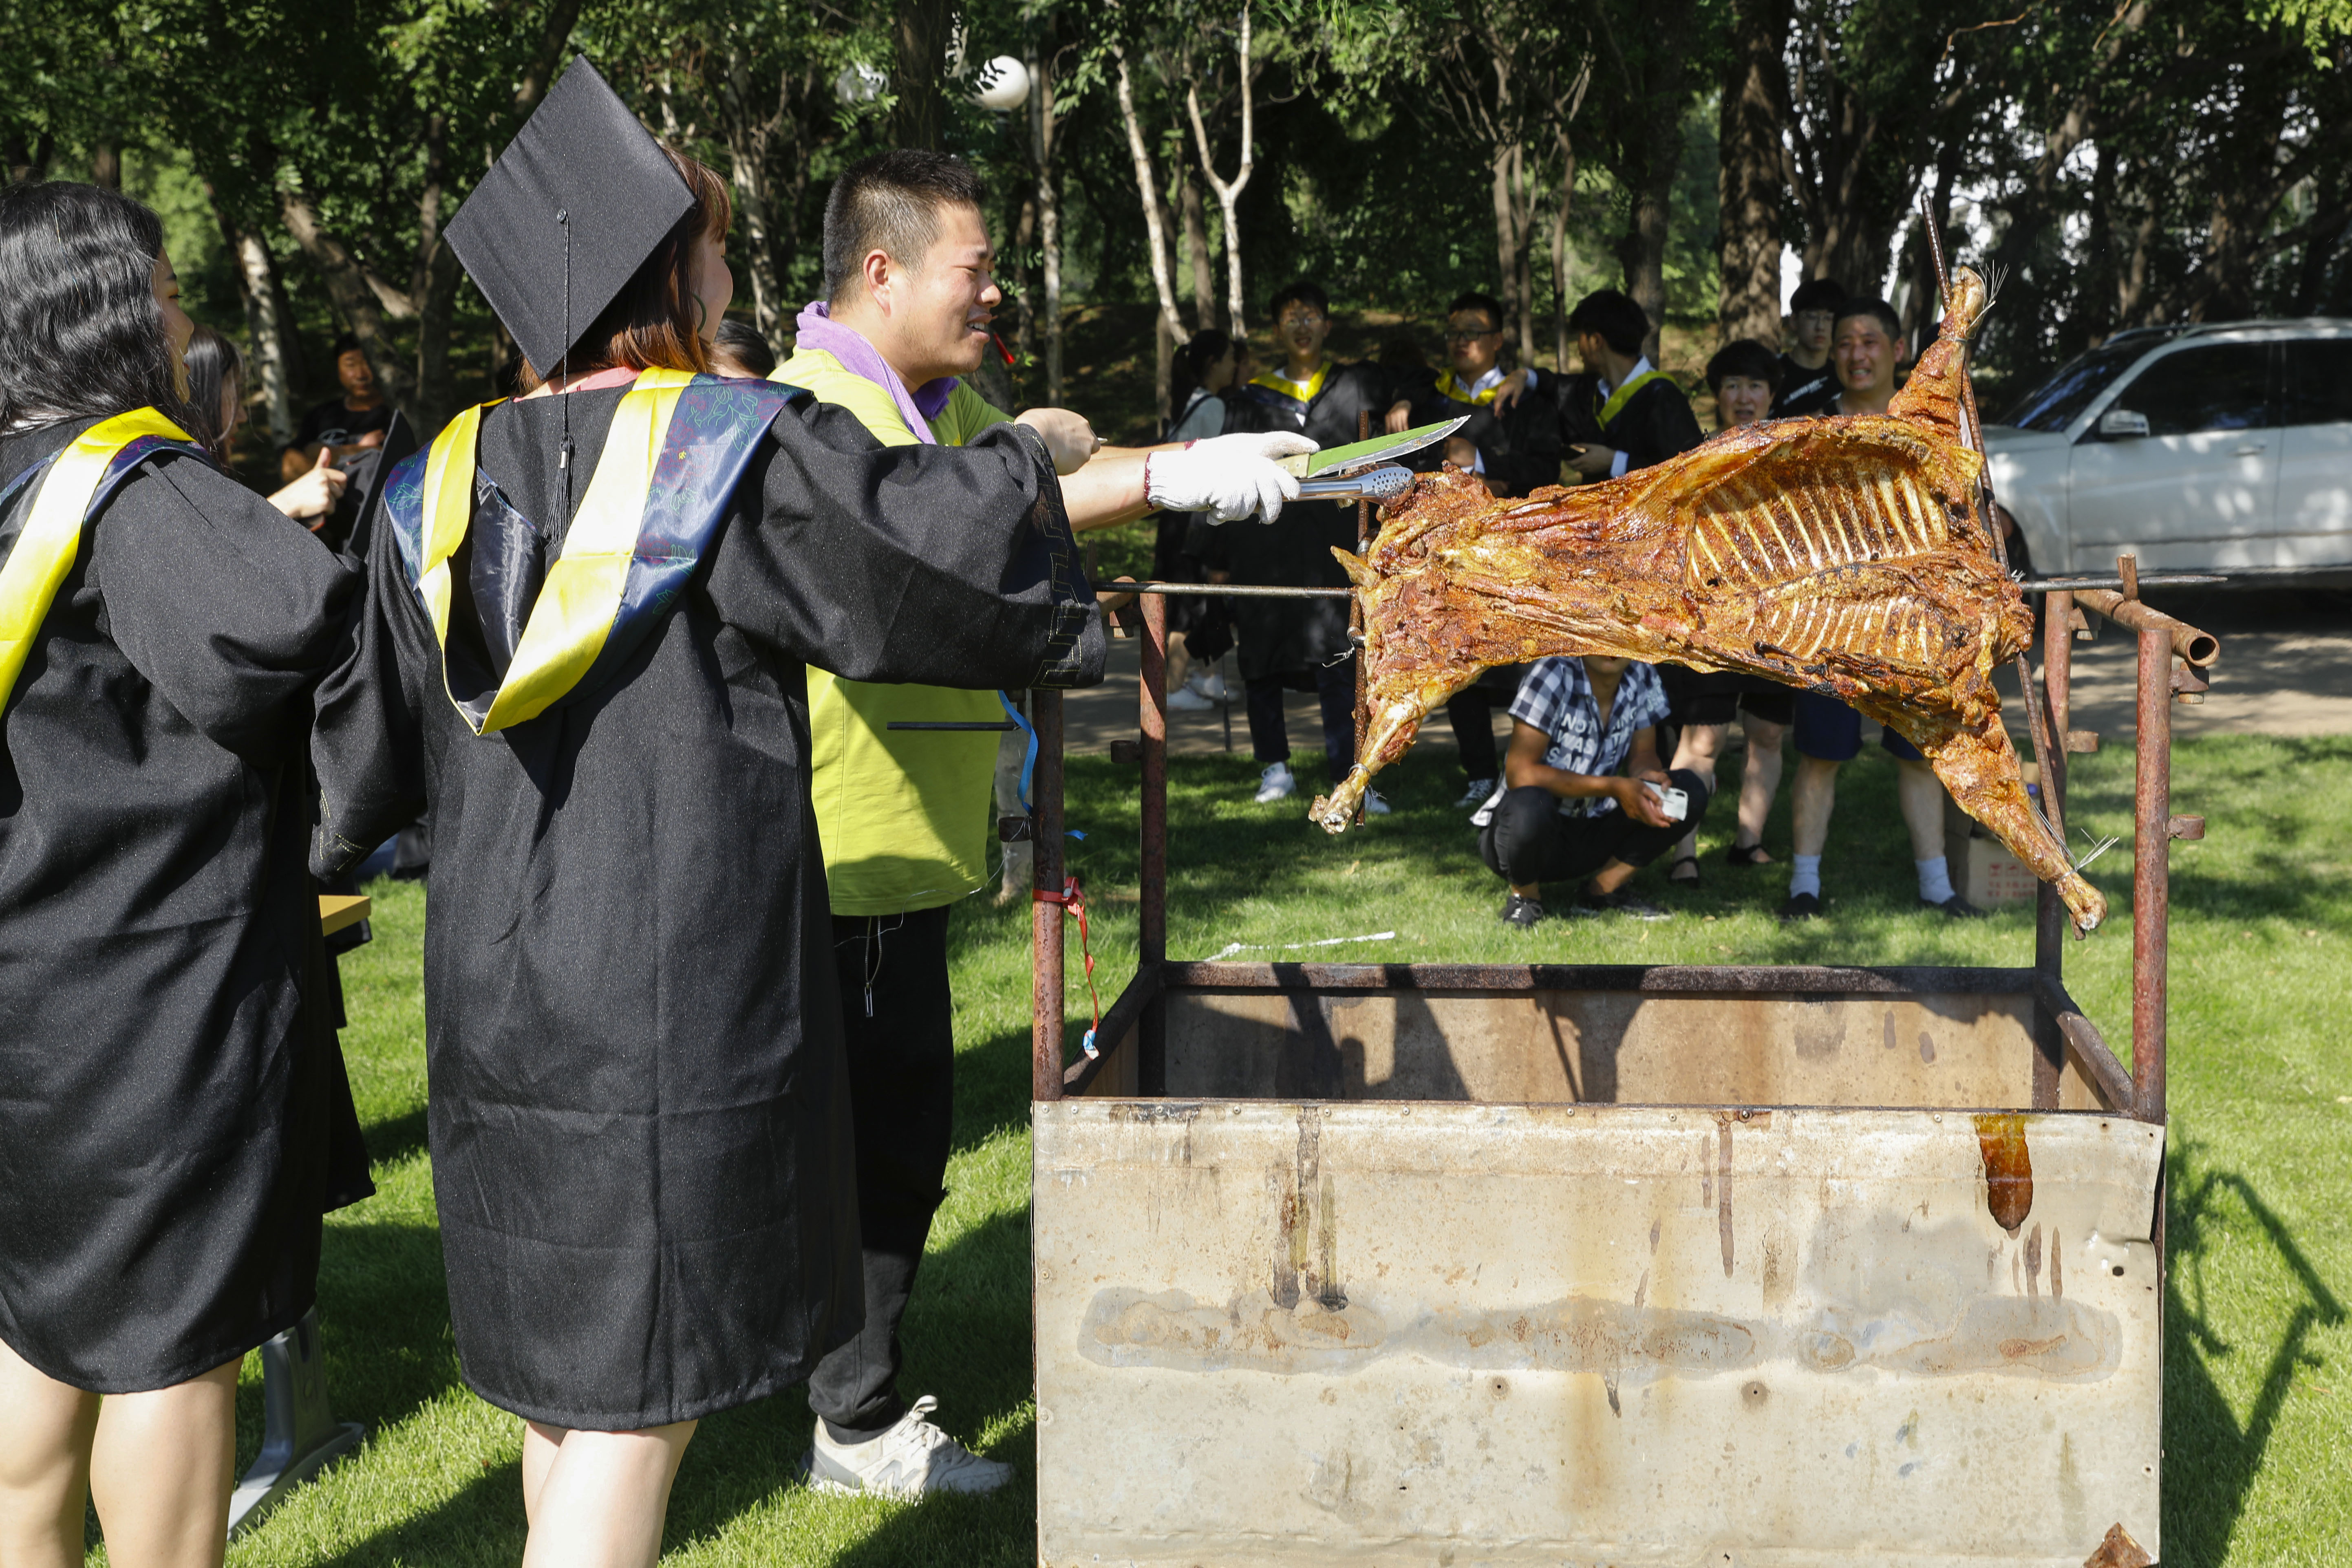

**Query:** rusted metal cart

left=1024, top=570, right=2209, bottom=1567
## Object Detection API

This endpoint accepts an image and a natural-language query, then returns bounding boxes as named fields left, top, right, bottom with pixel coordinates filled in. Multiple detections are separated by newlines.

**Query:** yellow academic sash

left=1249, top=362, right=1330, bottom=408
left=416, top=368, right=693, bottom=735
left=1437, top=369, right=1503, bottom=407
left=1597, top=368, right=1676, bottom=428
left=0, top=408, right=199, bottom=709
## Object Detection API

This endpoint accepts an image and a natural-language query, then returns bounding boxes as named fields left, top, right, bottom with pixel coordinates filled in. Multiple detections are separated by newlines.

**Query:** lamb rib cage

left=1311, top=267, right=2107, bottom=933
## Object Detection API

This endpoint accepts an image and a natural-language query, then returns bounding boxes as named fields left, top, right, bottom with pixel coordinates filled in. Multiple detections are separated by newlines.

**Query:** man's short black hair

left=1833, top=296, right=1903, bottom=343
left=1268, top=280, right=1329, bottom=321
left=1788, top=278, right=1845, bottom=315
left=1706, top=337, right=1783, bottom=393
left=823, top=150, right=987, bottom=304
left=1567, top=289, right=1649, bottom=357
left=331, top=332, right=364, bottom=359
left=1445, top=291, right=1505, bottom=331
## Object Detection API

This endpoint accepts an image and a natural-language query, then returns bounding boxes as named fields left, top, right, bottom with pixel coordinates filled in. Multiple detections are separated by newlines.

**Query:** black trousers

left=1477, top=770, right=1712, bottom=889
left=1245, top=658, right=1357, bottom=775
left=1445, top=689, right=1501, bottom=783
left=808, top=904, right=956, bottom=1441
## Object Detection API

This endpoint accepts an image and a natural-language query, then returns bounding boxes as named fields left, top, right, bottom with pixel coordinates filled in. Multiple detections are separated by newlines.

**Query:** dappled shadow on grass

left=311, top=1463, right=526, bottom=1568
left=2163, top=1134, right=2347, bottom=1565
left=354, top=1105, right=429, bottom=1170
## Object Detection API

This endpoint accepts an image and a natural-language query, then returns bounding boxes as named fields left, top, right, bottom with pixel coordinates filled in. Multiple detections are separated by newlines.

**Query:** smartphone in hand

left=1641, top=779, right=1689, bottom=822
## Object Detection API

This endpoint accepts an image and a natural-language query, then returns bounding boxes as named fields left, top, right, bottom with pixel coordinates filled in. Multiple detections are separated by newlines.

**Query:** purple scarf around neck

left=793, top=300, right=957, bottom=445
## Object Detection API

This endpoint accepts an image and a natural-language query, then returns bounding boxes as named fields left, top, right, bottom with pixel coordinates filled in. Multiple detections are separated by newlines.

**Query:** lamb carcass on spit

left=1311, top=267, right=2105, bottom=932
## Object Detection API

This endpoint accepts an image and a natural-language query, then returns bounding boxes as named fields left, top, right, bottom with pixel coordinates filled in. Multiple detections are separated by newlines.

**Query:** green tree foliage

left=3, top=0, right=2348, bottom=437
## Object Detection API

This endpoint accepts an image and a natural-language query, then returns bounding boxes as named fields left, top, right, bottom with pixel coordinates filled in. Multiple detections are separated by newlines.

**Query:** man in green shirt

left=778, top=150, right=1308, bottom=1499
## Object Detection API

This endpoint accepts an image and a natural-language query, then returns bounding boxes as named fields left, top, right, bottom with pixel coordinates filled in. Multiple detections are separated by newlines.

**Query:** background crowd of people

left=1147, top=273, right=1997, bottom=927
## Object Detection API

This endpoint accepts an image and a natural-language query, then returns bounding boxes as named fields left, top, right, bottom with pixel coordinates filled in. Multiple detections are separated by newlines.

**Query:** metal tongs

left=1296, top=464, right=1414, bottom=505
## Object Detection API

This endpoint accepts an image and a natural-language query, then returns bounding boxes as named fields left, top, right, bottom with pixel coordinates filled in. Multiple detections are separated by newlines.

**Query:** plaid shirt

left=1506, top=657, right=1669, bottom=817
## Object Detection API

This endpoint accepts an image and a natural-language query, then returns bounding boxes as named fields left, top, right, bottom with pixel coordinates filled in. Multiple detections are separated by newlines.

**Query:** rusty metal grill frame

left=1033, top=575, right=2192, bottom=1129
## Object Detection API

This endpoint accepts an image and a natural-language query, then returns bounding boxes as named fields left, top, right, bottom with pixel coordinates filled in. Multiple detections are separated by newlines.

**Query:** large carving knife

left=1276, top=415, right=1469, bottom=478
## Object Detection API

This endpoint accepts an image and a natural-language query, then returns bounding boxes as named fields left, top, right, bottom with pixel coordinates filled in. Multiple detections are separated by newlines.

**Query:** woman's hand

left=268, top=447, right=350, bottom=528
left=1383, top=400, right=1413, bottom=435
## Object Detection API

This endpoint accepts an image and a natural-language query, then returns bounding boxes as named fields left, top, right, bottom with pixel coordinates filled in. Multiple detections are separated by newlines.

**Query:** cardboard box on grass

left=1944, top=759, right=2041, bottom=907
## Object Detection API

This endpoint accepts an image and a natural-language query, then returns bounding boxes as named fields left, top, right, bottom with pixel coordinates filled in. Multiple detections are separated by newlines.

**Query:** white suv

left=1983, top=322, right=2352, bottom=574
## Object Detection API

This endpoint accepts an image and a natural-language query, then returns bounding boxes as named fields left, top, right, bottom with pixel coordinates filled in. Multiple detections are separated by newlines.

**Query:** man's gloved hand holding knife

left=1143, top=415, right=1469, bottom=525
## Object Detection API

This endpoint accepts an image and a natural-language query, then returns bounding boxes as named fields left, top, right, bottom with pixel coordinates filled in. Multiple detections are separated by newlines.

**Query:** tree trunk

left=1180, top=165, right=1215, bottom=333
left=1715, top=0, right=1787, bottom=348
left=90, top=142, right=120, bottom=190
left=1549, top=129, right=1577, bottom=370
left=275, top=187, right=419, bottom=413
left=413, top=244, right=461, bottom=437
left=1185, top=4, right=1256, bottom=337
left=408, top=114, right=459, bottom=437
left=218, top=207, right=298, bottom=445
left=1030, top=45, right=1063, bottom=403
left=892, top=0, right=953, bottom=151
left=1490, top=140, right=1536, bottom=363
left=1601, top=0, right=1692, bottom=363
left=1011, top=189, right=1038, bottom=372
left=1116, top=46, right=1191, bottom=366
left=716, top=49, right=788, bottom=341
left=1156, top=313, right=1175, bottom=430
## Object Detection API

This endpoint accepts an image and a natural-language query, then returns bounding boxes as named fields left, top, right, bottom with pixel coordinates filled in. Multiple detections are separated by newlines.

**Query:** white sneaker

left=1167, top=685, right=1216, bottom=712
left=1254, top=762, right=1296, bottom=803
left=1187, top=669, right=1229, bottom=701
left=1361, top=787, right=1392, bottom=816
left=1454, top=777, right=1496, bottom=809
left=803, top=1396, right=1011, bottom=1499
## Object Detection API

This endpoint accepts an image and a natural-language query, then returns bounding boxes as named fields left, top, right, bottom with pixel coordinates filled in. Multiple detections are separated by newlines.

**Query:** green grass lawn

left=196, top=734, right=2350, bottom=1566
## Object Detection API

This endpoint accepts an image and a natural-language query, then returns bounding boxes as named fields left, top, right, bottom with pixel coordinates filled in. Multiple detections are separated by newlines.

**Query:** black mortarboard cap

left=445, top=57, right=693, bottom=374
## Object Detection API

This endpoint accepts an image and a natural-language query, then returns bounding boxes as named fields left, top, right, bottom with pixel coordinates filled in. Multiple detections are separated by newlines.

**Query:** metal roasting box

left=1022, top=581, right=2200, bottom=1567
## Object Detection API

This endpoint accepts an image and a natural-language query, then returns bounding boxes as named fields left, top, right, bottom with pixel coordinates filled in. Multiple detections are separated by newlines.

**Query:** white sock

left=1789, top=854, right=1822, bottom=898
left=1917, top=855, right=1955, bottom=905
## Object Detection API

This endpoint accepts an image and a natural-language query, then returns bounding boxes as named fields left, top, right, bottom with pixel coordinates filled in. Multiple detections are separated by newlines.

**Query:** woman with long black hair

left=0, top=184, right=360, bottom=1568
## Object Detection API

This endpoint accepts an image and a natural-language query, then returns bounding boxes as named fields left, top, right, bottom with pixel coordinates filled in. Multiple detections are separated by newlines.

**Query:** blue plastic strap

left=999, top=690, right=1038, bottom=814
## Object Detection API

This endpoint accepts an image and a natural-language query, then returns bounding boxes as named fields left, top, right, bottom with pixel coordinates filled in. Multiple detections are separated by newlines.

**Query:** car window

left=2002, top=341, right=2145, bottom=432
left=2282, top=339, right=2352, bottom=427
left=2112, top=343, right=2275, bottom=436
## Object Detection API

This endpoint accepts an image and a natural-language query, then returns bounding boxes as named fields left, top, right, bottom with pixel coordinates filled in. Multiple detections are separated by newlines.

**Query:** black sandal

left=1723, top=842, right=1773, bottom=867
left=1667, top=854, right=1701, bottom=887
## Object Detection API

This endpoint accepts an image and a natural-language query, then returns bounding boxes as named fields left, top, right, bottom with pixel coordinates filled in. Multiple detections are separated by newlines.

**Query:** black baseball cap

left=444, top=56, right=694, bottom=374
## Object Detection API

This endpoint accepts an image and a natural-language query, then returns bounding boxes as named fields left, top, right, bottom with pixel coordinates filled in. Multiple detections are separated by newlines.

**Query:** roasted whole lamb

left=1311, top=267, right=2105, bottom=932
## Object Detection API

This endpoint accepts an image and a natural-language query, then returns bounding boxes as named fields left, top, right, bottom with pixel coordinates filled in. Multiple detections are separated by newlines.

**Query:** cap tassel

left=557, top=208, right=574, bottom=489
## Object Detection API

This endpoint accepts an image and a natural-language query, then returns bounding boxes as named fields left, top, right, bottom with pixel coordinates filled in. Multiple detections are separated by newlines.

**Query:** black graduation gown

left=1200, top=363, right=1392, bottom=682
left=0, top=419, right=360, bottom=1393
left=309, top=385, right=1103, bottom=1430
left=1546, top=368, right=1707, bottom=471
left=1773, top=353, right=1838, bottom=417
left=1395, top=370, right=1565, bottom=498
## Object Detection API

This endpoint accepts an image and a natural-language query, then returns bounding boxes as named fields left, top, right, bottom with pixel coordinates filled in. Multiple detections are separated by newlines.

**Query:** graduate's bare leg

left=520, top=1420, right=696, bottom=1568
left=86, top=1357, right=240, bottom=1568
left=0, top=1335, right=100, bottom=1568
left=1735, top=714, right=1787, bottom=855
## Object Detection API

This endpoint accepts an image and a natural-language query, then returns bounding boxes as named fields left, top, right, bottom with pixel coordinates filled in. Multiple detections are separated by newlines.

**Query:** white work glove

left=1145, top=430, right=1318, bottom=524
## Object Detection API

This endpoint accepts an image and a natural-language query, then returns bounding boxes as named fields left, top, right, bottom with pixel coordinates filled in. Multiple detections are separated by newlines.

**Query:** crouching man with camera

left=1475, top=654, right=1713, bottom=926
